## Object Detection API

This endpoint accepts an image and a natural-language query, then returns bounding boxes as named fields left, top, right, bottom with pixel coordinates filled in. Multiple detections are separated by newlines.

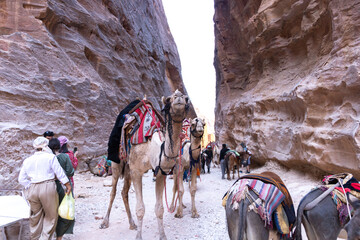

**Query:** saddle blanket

left=320, top=173, right=360, bottom=226
left=181, top=119, right=191, bottom=143
left=119, top=100, right=163, bottom=162
left=226, top=150, right=240, bottom=157
left=224, top=178, right=285, bottom=227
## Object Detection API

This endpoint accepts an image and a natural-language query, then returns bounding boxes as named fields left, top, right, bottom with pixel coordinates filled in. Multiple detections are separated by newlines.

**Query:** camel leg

left=169, top=168, right=178, bottom=212
left=237, top=161, right=240, bottom=179
left=175, top=167, right=185, bottom=218
left=155, top=174, right=167, bottom=240
left=100, top=163, right=120, bottom=229
left=190, top=169, right=199, bottom=218
left=122, top=165, right=137, bottom=230
left=232, top=162, right=235, bottom=179
left=227, top=159, right=232, bottom=180
left=131, top=171, right=145, bottom=240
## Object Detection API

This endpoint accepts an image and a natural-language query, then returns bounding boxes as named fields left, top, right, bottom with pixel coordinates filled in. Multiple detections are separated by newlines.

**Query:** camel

left=169, top=118, right=205, bottom=219
left=127, top=90, right=189, bottom=240
left=212, top=143, right=220, bottom=166
left=100, top=90, right=189, bottom=240
left=224, top=150, right=241, bottom=180
left=100, top=99, right=141, bottom=231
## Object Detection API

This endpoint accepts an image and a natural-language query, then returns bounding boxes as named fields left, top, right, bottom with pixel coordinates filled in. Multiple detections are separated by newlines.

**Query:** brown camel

left=169, top=118, right=205, bottom=218
left=224, top=151, right=241, bottom=180
left=128, top=90, right=189, bottom=240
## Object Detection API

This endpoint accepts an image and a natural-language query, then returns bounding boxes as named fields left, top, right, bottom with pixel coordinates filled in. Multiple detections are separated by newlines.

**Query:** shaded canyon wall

left=214, top=0, right=360, bottom=178
left=0, top=0, right=192, bottom=188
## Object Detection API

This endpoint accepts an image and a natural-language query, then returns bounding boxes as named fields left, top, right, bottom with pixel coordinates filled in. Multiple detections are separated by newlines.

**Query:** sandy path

left=64, top=162, right=322, bottom=240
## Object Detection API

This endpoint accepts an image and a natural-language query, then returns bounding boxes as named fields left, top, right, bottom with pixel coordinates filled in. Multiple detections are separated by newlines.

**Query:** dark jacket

left=107, top=100, right=141, bottom=163
left=219, top=147, right=229, bottom=160
left=204, top=149, right=213, bottom=159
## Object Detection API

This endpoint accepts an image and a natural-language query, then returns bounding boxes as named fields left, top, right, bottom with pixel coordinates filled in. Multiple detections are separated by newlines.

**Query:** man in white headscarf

left=18, top=136, right=71, bottom=240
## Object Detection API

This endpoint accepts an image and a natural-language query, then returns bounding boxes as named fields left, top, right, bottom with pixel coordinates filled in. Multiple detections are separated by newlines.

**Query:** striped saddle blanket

left=119, top=100, right=164, bottom=162
left=226, top=178, right=285, bottom=226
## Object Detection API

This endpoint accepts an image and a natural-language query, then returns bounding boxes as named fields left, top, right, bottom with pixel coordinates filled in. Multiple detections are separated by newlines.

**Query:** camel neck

left=164, top=121, right=182, bottom=158
left=190, top=134, right=202, bottom=159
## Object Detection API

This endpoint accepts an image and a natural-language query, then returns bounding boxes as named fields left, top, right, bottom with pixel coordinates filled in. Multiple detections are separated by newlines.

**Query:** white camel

left=128, top=90, right=189, bottom=240
left=170, top=118, right=205, bottom=218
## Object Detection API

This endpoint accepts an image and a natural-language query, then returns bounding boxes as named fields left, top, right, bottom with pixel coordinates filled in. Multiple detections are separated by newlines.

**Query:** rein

left=153, top=142, right=177, bottom=176
left=164, top=134, right=184, bottom=213
left=190, top=119, right=204, bottom=139
left=305, top=178, right=352, bottom=220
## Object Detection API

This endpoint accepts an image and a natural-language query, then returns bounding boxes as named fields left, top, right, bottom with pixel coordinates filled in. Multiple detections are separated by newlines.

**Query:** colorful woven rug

left=319, top=173, right=360, bottom=226
left=119, top=100, right=164, bottom=162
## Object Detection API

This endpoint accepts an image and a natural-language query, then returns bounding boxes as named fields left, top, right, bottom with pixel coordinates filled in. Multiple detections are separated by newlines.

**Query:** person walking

left=58, top=136, right=78, bottom=189
left=219, top=144, right=229, bottom=179
left=204, top=145, right=213, bottom=173
left=18, top=136, right=71, bottom=240
left=48, top=138, right=75, bottom=240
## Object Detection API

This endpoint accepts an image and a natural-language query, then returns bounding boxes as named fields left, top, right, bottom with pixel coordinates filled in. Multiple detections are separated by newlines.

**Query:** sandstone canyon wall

left=214, top=0, right=360, bottom=178
left=0, top=0, right=192, bottom=189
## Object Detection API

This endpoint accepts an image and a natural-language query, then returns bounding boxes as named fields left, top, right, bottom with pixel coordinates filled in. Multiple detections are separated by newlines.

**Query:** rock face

left=0, top=0, right=193, bottom=189
left=214, top=0, right=360, bottom=178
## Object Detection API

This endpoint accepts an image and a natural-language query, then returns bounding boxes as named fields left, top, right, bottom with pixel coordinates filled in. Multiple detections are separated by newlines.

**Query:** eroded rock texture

left=214, top=0, right=360, bottom=177
left=0, top=0, right=191, bottom=189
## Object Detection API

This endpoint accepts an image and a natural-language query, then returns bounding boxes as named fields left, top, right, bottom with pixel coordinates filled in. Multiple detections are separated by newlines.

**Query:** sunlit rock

left=214, top=0, right=360, bottom=178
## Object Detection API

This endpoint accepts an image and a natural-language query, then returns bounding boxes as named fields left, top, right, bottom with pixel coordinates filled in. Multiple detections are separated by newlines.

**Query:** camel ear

left=162, top=96, right=171, bottom=105
left=202, top=118, right=206, bottom=126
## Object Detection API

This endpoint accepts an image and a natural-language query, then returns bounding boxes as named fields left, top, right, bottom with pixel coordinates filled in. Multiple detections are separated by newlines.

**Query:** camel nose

left=174, top=96, right=183, bottom=104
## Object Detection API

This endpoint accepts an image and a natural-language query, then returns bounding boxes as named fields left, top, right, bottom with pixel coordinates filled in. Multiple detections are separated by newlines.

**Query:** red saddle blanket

left=119, top=100, right=164, bottom=162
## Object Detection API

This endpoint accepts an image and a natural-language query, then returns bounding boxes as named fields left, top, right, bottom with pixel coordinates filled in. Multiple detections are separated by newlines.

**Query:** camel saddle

left=239, top=171, right=296, bottom=226
left=119, top=100, right=164, bottom=162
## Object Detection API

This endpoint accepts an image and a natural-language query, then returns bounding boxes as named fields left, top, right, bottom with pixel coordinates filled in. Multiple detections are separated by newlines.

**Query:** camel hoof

left=174, top=213, right=183, bottom=218
left=136, top=233, right=142, bottom=240
left=129, top=223, right=137, bottom=230
left=191, top=212, right=200, bottom=218
left=100, top=219, right=109, bottom=229
left=159, top=235, right=167, bottom=240
left=182, top=203, right=187, bottom=208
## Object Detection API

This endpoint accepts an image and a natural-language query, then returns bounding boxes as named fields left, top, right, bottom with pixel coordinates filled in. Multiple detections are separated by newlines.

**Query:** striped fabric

left=225, top=178, right=286, bottom=226
left=238, top=172, right=296, bottom=226
left=118, top=100, right=164, bottom=162
left=130, top=103, right=162, bottom=145
left=247, top=179, right=285, bottom=225
left=182, top=119, right=191, bottom=143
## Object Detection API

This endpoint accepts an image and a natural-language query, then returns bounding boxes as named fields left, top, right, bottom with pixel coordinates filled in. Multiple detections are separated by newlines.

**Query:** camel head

left=190, top=118, right=205, bottom=138
left=162, top=89, right=189, bottom=123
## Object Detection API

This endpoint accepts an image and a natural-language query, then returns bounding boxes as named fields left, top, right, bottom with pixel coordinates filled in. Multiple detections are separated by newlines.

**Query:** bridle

left=190, top=119, right=204, bottom=140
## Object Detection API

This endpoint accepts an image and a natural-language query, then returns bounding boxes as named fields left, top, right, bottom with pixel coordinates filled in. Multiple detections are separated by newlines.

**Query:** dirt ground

left=59, top=161, right=327, bottom=240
